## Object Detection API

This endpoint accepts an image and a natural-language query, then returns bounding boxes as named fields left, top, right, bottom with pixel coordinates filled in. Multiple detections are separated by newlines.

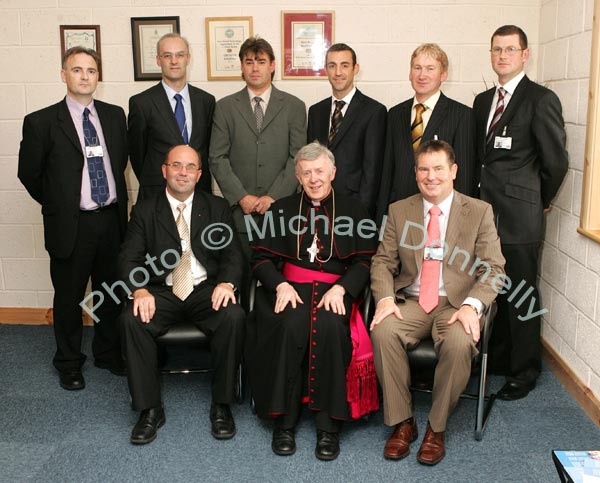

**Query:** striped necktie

left=172, top=203, right=194, bottom=301
left=328, top=100, right=345, bottom=146
left=411, top=103, right=426, bottom=153
left=486, top=87, right=505, bottom=145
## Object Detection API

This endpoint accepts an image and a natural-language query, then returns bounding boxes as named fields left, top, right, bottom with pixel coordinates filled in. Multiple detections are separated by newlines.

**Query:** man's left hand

left=448, top=305, right=480, bottom=342
left=211, top=282, right=236, bottom=311
left=317, top=284, right=346, bottom=315
left=254, top=196, right=275, bottom=215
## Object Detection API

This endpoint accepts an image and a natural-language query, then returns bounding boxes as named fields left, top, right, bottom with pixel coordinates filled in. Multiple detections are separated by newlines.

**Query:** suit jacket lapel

left=157, top=194, right=181, bottom=245
left=151, top=83, right=183, bottom=141
left=313, top=99, right=331, bottom=144
left=398, top=101, right=413, bottom=160
left=423, top=92, right=448, bottom=140
left=407, top=196, right=425, bottom=271
left=189, top=86, right=206, bottom=145
left=492, top=75, right=529, bottom=135
left=260, top=86, right=284, bottom=132
left=234, top=88, right=259, bottom=135
left=190, top=192, right=209, bottom=246
left=445, top=191, right=465, bottom=254
left=57, top=98, right=83, bottom=154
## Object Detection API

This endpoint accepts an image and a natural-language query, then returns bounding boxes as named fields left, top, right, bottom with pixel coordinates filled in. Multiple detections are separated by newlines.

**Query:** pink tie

left=419, top=205, right=442, bottom=313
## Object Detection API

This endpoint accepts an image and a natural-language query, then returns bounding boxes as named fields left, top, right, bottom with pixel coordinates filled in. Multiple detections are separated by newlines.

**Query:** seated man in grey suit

left=370, top=140, right=504, bottom=465
left=307, top=43, right=386, bottom=217
left=128, top=33, right=215, bottom=199
left=377, top=44, right=476, bottom=221
left=209, top=36, right=306, bottom=254
left=119, top=145, right=245, bottom=445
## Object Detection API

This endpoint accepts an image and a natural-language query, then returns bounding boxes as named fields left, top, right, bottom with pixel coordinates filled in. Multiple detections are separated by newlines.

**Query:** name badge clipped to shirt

left=493, top=126, right=512, bottom=150
left=424, top=246, right=444, bottom=261
left=85, top=145, right=104, bottom=158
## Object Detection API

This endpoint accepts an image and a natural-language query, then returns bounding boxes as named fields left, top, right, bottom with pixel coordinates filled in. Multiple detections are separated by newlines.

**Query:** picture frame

left=131, top=16, right=180, bottom=81
left=205, top=17, right=253, bottom=81
left=281, top=11, right=334, bottom=79
left=60, top=25, right=102, bottom=81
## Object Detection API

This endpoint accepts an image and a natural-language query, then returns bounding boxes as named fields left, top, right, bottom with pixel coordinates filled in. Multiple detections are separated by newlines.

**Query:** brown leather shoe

left=416, top=422, right=445, bottom=465
left=383, top=417, right=418, bottom=460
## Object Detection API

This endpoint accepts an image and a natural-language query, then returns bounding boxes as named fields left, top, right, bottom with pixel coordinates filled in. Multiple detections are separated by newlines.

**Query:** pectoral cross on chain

left=307, top=234, right=319, bottom=262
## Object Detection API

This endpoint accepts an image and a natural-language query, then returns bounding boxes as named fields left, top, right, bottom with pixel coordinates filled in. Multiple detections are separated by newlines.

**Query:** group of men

left=18, top=23, right=568, bottom=465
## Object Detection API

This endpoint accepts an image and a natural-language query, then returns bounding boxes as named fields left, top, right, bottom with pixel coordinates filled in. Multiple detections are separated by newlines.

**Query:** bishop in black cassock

left=246, top=142, right=377, bottom=461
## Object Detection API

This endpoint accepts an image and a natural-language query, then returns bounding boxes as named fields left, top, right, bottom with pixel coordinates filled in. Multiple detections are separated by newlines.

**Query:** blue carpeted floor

left=1, top=325, right=598, bottom=482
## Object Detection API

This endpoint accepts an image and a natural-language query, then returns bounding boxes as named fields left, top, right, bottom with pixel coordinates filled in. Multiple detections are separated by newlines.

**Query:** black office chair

left=364, top=292, right=497, bottom=440
left=155, top=310, right=244, bottom=403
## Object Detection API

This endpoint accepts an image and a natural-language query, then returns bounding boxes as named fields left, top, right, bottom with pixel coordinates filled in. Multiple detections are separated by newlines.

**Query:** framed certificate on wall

left=131, top=16, right=180, bottom=81
left=281, top=11, right=334, bottom=79
left=205, top=17, right=253, bottom=80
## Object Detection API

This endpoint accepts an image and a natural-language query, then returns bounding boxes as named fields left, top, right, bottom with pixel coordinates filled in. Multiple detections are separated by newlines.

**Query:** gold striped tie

left=411, top=103, right=426, bottom=153
left=172, top=203, right=194, bottom=301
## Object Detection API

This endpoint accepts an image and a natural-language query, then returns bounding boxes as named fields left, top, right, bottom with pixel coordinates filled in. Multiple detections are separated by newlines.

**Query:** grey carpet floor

left=1, top=325, right=598, bottom=483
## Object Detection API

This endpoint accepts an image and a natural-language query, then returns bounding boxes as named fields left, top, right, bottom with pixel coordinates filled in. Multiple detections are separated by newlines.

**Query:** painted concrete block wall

left=3, top=1, right=599, bottom=398
left=538, top=0, right=600, bottom=399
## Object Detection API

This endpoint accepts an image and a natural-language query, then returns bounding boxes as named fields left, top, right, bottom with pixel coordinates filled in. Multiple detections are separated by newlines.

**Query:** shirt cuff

left=462, top=297, right=484, bottom=317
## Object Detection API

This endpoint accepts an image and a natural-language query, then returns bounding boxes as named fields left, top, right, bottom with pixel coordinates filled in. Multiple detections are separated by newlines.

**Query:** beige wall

left=1, top=1, right=598, bottom=397
left=538, top=0, right=600, bottom=397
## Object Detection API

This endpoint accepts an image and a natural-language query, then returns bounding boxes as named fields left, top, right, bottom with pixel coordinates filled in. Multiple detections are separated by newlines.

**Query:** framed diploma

left=205, top=17, right=253, bottom=81
left=131, top=16, right=180, bottom=81
left=281, top=11, right=334, bottom=79
left=60, top=25, right=102, bottom=81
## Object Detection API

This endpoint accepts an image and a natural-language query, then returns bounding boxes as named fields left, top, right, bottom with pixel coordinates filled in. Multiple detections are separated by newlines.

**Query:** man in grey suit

left=473, top=25, right=568, bottom=401
left=370, top=140, right=504, bottom=465
left=209, top=36, right=307, bottom=251
left=377, top=44, right=476, bottom=222
left=129, top=33, right=215, bottom=199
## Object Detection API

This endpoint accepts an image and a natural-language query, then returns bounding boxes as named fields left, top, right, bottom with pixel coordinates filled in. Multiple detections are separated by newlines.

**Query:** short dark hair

left=62, top=46, right=100, bottom=70
left=415, top=139, right=455, bottom=166
left=164, top=144, right=202, bottom=169
left=326, top=43, right=357, bottom=65
left=491, top=25, right=528, bottom=49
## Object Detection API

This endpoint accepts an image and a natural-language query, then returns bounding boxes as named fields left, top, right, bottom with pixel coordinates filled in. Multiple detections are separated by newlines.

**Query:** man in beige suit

left=370, top=140, right=504, bottom=465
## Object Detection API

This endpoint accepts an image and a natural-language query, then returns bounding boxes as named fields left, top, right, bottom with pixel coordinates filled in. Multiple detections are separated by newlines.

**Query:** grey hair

left=156, top=32, right=190, bottom=55
left=294, top=141, right=336, bottom=171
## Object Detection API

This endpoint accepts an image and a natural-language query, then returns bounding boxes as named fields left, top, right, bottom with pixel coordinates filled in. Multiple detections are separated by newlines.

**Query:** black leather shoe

left=130, top=406, right=165, bottom=445
left=315, top=430, right=340, bottom=461
left=59, top=371, right=85, bottom=391
left=272, top=428, right=296, bottom=456
left=94, top=359, right=127, bottom=376
left=497, top=381, right=535, bottom=401
left=210, top=403, right=236, bottom=440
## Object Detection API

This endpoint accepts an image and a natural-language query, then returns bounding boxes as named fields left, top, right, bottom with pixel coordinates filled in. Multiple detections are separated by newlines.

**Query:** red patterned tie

left=419, top=205, right=442, bottom=313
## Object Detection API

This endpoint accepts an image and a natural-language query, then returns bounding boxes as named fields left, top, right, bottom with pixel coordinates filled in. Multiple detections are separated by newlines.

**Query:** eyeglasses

left=490, top=46, right=524, bottom=56
left=158, top=52, right=188, bottom=60
left=164, top=162, right=201, bottom=172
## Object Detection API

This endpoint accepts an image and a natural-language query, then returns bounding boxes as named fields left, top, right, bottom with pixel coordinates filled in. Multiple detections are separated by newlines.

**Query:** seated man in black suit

left=118, top=144, right=245, bottom=445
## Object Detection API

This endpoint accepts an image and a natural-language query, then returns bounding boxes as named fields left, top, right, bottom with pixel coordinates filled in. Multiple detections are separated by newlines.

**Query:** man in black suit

left=377, top=43, right=476, bottom=221
left=128, top=33, right=215, bottom=199
left=307, top=43, right=386, bottom=217
left=18, top=47, right=129, bottom=390
left=119, top=144, right=245, bottom=445
left=473, top=25, right=568, bottom=400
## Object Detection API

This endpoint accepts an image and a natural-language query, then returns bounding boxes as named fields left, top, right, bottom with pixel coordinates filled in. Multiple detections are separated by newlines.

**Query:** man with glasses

left=119, top=144, right=245, bottom=445
left=129, top=33, right=215, bottom=199
left=473, top=25, right=568, bottom=400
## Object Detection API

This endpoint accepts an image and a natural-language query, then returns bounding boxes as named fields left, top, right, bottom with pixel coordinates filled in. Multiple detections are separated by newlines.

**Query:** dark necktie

left=419, top=205, right=442, bottom=313
left=411, top=103, right=426, bottom=153
left=174, top=93, right=189, bottom=144
left=254, top=97, right=264, bottom=131
left=82, top=108, right=109, bottom=205
left=328, top=100, right=345, bottom=146
left=486, top=87, right=505, bottom=145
